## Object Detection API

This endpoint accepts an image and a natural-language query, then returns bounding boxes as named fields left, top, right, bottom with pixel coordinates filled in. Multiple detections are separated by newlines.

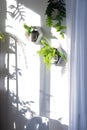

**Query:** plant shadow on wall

left=0, top=33, right=22, bottom=78
left=7, top=90, right=36, bottom=130
left=0, top=33, right=36, bottom=130
left=7, top=0, right=25, bottom=22
left=0, top=67, right=21, bottom=79
left=9, top=91, right=36, bottom=117
left=0, top=33, right=30, bottom=130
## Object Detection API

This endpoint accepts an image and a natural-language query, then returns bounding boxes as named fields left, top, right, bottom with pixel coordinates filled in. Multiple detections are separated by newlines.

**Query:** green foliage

left=53, top=23, right=66, bottom=38
left=38, top=38, right=66, bottom=69
left=0, top=32, right=5, bottom=41
left=23, top=24, right=34, bottom=35
left=46, top=16, right=53, bottom=27
left=45, top=0, right=66, bottom=38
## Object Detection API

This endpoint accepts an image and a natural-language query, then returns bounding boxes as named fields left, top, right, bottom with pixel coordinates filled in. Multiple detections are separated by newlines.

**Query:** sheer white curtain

left=66, top=0, right=87, bottom=130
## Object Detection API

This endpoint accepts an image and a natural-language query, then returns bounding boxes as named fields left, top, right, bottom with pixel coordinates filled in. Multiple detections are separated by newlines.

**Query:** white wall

left=0, top=0, right=69, bottom=129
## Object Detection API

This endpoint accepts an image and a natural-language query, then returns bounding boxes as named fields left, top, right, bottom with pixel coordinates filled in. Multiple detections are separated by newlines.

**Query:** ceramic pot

left=31, top=30, right=39, bottom=42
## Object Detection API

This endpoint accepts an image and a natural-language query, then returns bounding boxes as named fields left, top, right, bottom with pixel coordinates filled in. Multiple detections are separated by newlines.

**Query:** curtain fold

left=66, top=0, right=87, bottom=130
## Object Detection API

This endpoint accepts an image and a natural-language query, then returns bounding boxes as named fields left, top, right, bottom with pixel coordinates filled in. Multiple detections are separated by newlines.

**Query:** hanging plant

left=38, top=38, right=67, bottom=70
left=45, top=0, right=66, bottom=38
left=23, top=24, right=43, bottom=44
left=24, top=24, right=39, bottom=42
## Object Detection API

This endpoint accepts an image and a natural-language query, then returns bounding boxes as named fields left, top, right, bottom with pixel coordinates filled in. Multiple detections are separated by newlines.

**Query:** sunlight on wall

left=51, top=27, right=67, bottom=49
left=5, top=0, right=69, bottom=124
left=6, top=0, right=41, bottom=43
left=17, top=41, right=41, bottom=118
left=6, top=0, right=41, bottom=119
left=50, top=27, right=69, bottom=125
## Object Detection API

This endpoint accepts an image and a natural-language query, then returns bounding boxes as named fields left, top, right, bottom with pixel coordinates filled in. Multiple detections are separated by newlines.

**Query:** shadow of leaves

left=10, top=91, right=36, bottom=117
left=8, top=2, right=25, bottom=22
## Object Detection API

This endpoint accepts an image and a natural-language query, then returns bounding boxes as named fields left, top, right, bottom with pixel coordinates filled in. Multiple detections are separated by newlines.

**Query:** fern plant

left=23, top=24, right=34, bottom=36
left=38, top=38, right=67, bottom=69
left=45, top=0, right=66, bottom=38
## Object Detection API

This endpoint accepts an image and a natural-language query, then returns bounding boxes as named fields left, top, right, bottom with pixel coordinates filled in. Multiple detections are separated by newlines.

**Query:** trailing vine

left=45, top=0, right=66, bottom=38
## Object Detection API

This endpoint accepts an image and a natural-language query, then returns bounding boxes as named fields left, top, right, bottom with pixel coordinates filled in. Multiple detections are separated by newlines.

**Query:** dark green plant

left=38, top=38, right=67, bottom=69
left=45, top=0, right=66, bottom=38
left=23, top=24, right=34, bottom=35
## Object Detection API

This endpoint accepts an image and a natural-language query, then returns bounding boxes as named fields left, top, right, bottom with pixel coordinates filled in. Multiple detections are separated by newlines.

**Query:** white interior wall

left=0, top=0, right=69, bottom=129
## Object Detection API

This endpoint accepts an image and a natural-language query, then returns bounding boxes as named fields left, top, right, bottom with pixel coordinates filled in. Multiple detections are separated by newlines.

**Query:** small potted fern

left=23, top=24, right=43, bottom=44
left=38, top=38, right=67, bottom=69
left=24, top=24, right=39, bottom=42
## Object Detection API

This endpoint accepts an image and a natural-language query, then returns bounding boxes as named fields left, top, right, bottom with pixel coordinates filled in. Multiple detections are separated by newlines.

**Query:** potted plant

left=38, top=38, right=67, bottom=69
left=45, top=0, right=66, bottom=38
left=23, top=24, right=43, bottom=44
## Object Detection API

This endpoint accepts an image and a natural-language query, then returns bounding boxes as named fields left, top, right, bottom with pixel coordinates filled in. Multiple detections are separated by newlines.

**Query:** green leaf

left=46, top=16, right=53, bottom=27
left=0, top=32, right=5, bottom=41
left=23, top=24, right=34, bottom=34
